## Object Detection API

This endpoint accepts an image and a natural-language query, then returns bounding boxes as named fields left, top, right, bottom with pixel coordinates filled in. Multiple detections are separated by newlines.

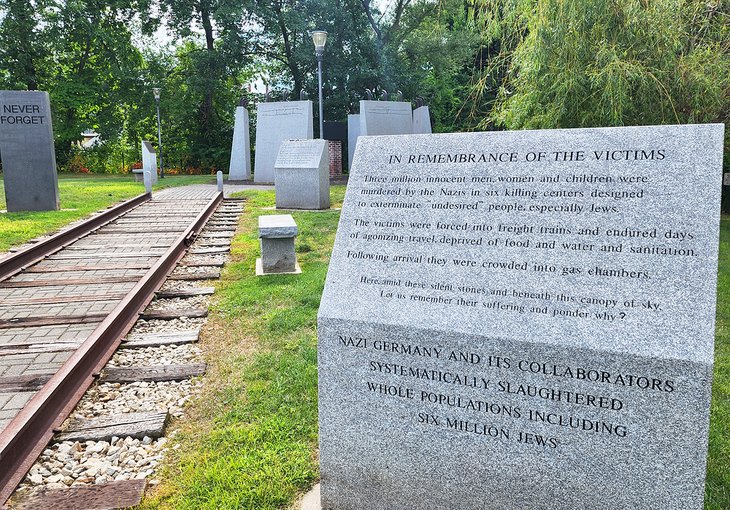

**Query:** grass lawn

left=707, top=215, right=730, bottom=509
left=141, top=188, right=341, bottom=509
left=0, top=174, right=215, bottom=253
left=141, top=187, right=729, bottom=510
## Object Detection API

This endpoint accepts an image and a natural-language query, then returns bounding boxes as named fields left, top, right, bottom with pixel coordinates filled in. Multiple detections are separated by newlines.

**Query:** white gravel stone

left=130, top=317, right=206, bottom=335
left=181, top=255, right=226, bottom=266
left=171, top=265, right=218, bottom=276
left=107, top=344, right=202, bottom=367
left=147, top=295, right=210, bottom=312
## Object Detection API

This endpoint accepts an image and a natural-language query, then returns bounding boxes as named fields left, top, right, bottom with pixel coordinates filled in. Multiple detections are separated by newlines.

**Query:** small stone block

left=258, top=214, right=298, bottom=238
left=260, top=237, right=296, bottom=273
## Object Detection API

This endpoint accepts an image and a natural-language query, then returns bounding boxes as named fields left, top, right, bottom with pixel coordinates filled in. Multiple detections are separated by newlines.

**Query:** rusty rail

left=0, top=193, right=151, bottom=282
left=0, top=192, right=223, bottom=503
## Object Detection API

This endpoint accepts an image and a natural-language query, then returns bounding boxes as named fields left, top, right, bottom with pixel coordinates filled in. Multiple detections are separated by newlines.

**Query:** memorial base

left=255, top=258, right=302, bottom=276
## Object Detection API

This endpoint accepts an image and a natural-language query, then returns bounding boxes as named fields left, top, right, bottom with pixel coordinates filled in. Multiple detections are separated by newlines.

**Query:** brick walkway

left=0, top=186, right=221, bottom=432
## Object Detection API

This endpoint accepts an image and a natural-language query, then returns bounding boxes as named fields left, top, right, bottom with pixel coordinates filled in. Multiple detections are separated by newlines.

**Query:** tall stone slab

left=347, top=114, right=360, bottom=172
left=359, top=100, right=412, bottom=137
left=0, top=90, right=59, bottom=212
left=318, top=124, right=725, bottom=510
left=141, top=141, right=158, bottom=185
left=254, top=101, right=313, bottom=183
left=275, top=139, right=329, bottom=210
left=228, top=105, right=251, bottom=180
left=412, top=105, right=432, bottom=134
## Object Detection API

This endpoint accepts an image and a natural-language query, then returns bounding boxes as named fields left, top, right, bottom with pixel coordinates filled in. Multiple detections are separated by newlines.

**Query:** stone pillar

left=142, top=141, right=158, bottom=185
left=143, top=170, right=152, bottom=193
left=228, top=105, right=251, bottom=180
left=0, top=90, right=59, bottom=212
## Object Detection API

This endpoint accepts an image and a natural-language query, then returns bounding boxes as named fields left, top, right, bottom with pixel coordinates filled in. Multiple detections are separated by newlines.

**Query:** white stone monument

left=141, top=141, right=158, bottom=185
left=318, top=124, right=725, bottom=510
left=412, top=105, right=432, bottom=134
left=347, top=114, right=360, bottom=172
left=275, top=139, right=329, bottom=210
left=359, top=100, right=413, bottom=136
left=143, top=170, right=152, bottom=193
left=228, top=103, right=251, bottom=180
left=0, top=90, right=59, bottom=212
left=254, top=100, right=313, bottom=183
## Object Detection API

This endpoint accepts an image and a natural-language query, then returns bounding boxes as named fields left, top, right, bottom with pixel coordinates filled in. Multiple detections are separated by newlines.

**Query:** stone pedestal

left=229, top=106, right=251, bottom=180
left=275, top=139, right=330, bottom=210
left=0, top=90, right=59, bottom=212
left=256, top=214, right=301, bottom=275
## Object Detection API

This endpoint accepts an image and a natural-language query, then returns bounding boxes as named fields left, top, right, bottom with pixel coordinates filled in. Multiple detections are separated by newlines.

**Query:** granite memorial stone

left=274, top=139, right=330, bottom=210
left=0, top=90, right=59, bottom=212
left=143, top=170, right=152, bottom=194
left=347, top=114, right=360, bottom=172
left=229, top=104, right=251, bottom=180
left=412, top=105, right=432, bottom=134
left=359, top=100, right=412, bottom=137
left=254, top=100, right=313, bottom=183
left=257, top=214, right=300, bottom=275
left=318, top=124, right=725, bottom=510
left=142, top=141, right=158, bottom=185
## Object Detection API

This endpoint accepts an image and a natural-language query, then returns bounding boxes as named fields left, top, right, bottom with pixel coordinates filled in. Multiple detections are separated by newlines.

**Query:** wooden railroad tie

left=11, top=479, right=146, bottom=510
left=180, top=260, right=225, bottom=268
left=0, top=276, right=142, bottom=288
left=54, top=412, right=170, bottom=443
left=0, top=314, right=107, bottom=329
left=187, top=247, right=230, bottom=255
left=100, top=364, right=207, bottom=383
left=0, top=373, right=54, bottom=392
left=168, top=271, right=221, bottom=281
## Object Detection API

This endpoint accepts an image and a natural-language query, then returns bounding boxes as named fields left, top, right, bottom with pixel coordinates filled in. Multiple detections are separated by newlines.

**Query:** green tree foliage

left=393, top=0, right=486, bottom=132
left=156, top=0, right=257, bottom=170
left=0, top=0, right=151, bottom=168
left=252, top=0, right=381, bottom=123
left=484, top=0, right=729, bottom=137
left=49, top=1, right=148, bottom=158
left=0, top=0, right=54, bottom=91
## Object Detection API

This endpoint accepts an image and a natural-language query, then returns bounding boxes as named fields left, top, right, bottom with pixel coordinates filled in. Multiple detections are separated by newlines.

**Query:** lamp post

left=152, top=87, right=164, bottom=179
left=311, top=30, right=327, bottom=139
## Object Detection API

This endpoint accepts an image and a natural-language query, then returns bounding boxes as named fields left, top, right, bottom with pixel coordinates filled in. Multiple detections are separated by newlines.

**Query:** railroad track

left=0, top=185, right=245, bottom=508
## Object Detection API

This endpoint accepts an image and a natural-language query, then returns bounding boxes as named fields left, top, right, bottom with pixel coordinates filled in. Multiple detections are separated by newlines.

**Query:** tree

left=0, top=0, right=54, bottom=91
left=157, top=0, right=257, bottom=169
left=485, top=0, right=729, bottom=134
left=49, top=1, right=150, bottom=157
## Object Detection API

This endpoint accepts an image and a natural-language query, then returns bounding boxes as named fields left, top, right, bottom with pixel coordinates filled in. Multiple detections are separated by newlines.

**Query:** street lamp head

left=152, top=87, right=161, bottom=100
left=311, top=30, right=328, bottom=54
